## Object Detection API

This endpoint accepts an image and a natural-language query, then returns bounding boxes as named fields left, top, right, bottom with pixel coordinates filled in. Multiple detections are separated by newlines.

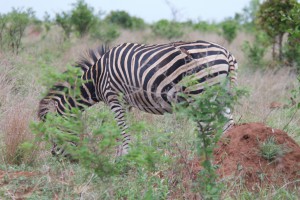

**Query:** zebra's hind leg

left=109, top=99, right=131, bottom=157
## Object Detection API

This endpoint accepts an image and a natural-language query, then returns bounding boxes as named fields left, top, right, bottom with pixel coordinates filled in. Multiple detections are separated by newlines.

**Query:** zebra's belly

left=122, top=71, right=228, bottom=115
left=124, top=89, right=173, bottom=115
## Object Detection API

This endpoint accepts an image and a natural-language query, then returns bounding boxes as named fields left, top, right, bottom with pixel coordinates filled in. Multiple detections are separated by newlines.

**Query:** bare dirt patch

left=0, top=170, right=37, bottom=180
left=214, top=122, right=300, bottom=190
left=0, top=170, right=39, bottom=199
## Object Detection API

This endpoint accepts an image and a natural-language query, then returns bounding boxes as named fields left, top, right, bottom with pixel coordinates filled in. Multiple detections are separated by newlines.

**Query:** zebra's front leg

left=109, top=99, right=131, bottom=157
left=222, top=107, right=234, bottom=134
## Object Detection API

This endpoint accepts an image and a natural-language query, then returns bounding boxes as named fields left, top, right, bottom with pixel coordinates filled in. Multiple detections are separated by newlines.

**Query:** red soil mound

left=214, top=122, right=300, bottom=190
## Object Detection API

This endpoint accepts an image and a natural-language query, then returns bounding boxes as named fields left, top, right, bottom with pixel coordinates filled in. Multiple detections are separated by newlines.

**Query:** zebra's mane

left=75, top=44, right=109, bottom=72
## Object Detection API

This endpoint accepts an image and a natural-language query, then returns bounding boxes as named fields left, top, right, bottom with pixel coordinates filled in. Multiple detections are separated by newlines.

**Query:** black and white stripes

left=38, top=40, right=238, bottom=157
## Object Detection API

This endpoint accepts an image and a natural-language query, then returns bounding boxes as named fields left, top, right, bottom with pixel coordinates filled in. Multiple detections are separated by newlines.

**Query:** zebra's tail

left=228, top=52, right=238, bottom=92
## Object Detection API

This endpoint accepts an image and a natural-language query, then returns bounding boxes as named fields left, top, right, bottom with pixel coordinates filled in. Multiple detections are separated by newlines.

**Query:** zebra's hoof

left=115, top=145, right=129, bottom=157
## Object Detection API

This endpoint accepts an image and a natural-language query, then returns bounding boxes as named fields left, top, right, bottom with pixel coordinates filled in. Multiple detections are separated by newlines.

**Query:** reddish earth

left=0, top=170, right=37, bottom=180
left=214, top=122, right=300, bottom=190
left=170, top=122, right=300, bottom=198
left=0, top=170, right=38, bottom=199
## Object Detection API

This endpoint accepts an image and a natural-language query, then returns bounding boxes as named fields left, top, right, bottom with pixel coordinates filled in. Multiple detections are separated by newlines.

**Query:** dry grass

left=0, top=57, right=41, bottom=165
left=1, top=100, right=38, bottom=165
left=0, top=59, right=15, bottom=108
left=236, top=68, right=298, bottom=128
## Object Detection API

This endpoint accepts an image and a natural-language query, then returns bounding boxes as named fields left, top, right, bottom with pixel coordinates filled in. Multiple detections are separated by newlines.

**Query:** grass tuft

left=259, top=136, right=288, bottom=161
left=1, top=100, right=39, bottom=165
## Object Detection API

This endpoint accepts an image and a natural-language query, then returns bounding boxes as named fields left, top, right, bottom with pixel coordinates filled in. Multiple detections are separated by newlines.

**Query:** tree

left=55, top=12, right=72, bottom=40
left=151, top=19, right=183, bottom=40
left=242, top=0, right=260, bottom=24
left=90, top=21, right=120, bottom=44
left=71, top=0, right=96, bottom=37
left=0, top=8, right=35, bottom=54
left=257, top=0, right=298, bottom=61
left=281, top=3, right=300, bottom=67
left=104, top=10, right=145, bottom=30
left=221, top=18, right=238, bottom=43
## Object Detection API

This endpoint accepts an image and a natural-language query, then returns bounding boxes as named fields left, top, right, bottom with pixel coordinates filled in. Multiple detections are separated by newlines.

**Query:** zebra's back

left=105, top=40, right=236, bottom=114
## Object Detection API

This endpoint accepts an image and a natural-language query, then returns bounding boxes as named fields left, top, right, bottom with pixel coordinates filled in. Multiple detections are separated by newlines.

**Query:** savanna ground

left=0, top=25, right=300, bottom=199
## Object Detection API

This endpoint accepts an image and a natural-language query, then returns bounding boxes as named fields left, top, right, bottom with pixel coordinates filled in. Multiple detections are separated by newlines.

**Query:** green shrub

left=242, top=31, right=270, bottom=68
left=70, top=0, right=97, bottom=37
left=55, top=12, right=72, bottom=40
left=105, top=10, right=131, bottom=28
left=193, top=21, right=219, bottom=32
left=151, top=19, right=183, bottom=40
left=175, top=77, right=246, bottom=199
left=105, top=10, right=145, bottom=30
left=0, top=8, right=35, bottom=54
left=221, top=18, right=238, bottom=43
left=257, top=0, right=298, bottom=61
left=281, top=3, right=300, bottom=67
left=91, top=21, right=120, bottom=44
left=130, top=16, right=146, bottom=30
left=43, top=12, right=52, bottom=35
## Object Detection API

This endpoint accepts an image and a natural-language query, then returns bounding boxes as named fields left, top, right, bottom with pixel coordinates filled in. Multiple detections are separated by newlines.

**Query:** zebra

left=38, top=40, right=238, bottom=157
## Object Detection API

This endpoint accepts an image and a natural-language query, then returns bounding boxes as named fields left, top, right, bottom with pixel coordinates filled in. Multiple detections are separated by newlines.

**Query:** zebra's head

left=38, top=45, right=109, bottom=121
left=37, top=82, right=74, bottom=121
left=38, top=98, right=57, bottom=121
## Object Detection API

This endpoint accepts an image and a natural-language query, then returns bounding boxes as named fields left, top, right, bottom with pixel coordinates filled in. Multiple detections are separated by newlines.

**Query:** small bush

left=242, top=31, right=270, bottom=68
left=193, top=21, right=219, bottom=32
left=55, top=12, right=72, bottom=40
left=105, top=10, right=131, bottom=28
left=221, top=18, right=238, bottom=43
left=105, top=10, right=145, bottom=30
left=130, top=16, right=146, bottom=30
left=43, top=12, right=52, bottom=34
left=151, top=19, right=183, bottom=40
left=91, top=21, right=120, bottom=44
left=55, top=0, right=98, bottom=39
left=70, top=0, right=97, bottom=37
left=0, top=8, right=35, bottom=54
left=175, top=78, right=246, bottom=199
left=282, top=3, right=300, bottom=67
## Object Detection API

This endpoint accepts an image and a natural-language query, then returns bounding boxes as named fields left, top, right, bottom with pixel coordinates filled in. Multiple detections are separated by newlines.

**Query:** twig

left=174, top=143, right=193, bottom=178
left=80, top=173, right=96, bottom=199
left=272, top=180, right=300, bottom=196
left=262, top=109, right=274, bottom=124
left=283, top=109, right=298, bottom=131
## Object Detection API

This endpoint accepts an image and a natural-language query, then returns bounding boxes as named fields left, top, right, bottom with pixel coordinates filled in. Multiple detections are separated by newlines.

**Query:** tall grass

left=0, top=58, right=40, bottom=165
left=1, top=100, right=38, bottom=165
left=236, top=68, right=298, bottom=132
